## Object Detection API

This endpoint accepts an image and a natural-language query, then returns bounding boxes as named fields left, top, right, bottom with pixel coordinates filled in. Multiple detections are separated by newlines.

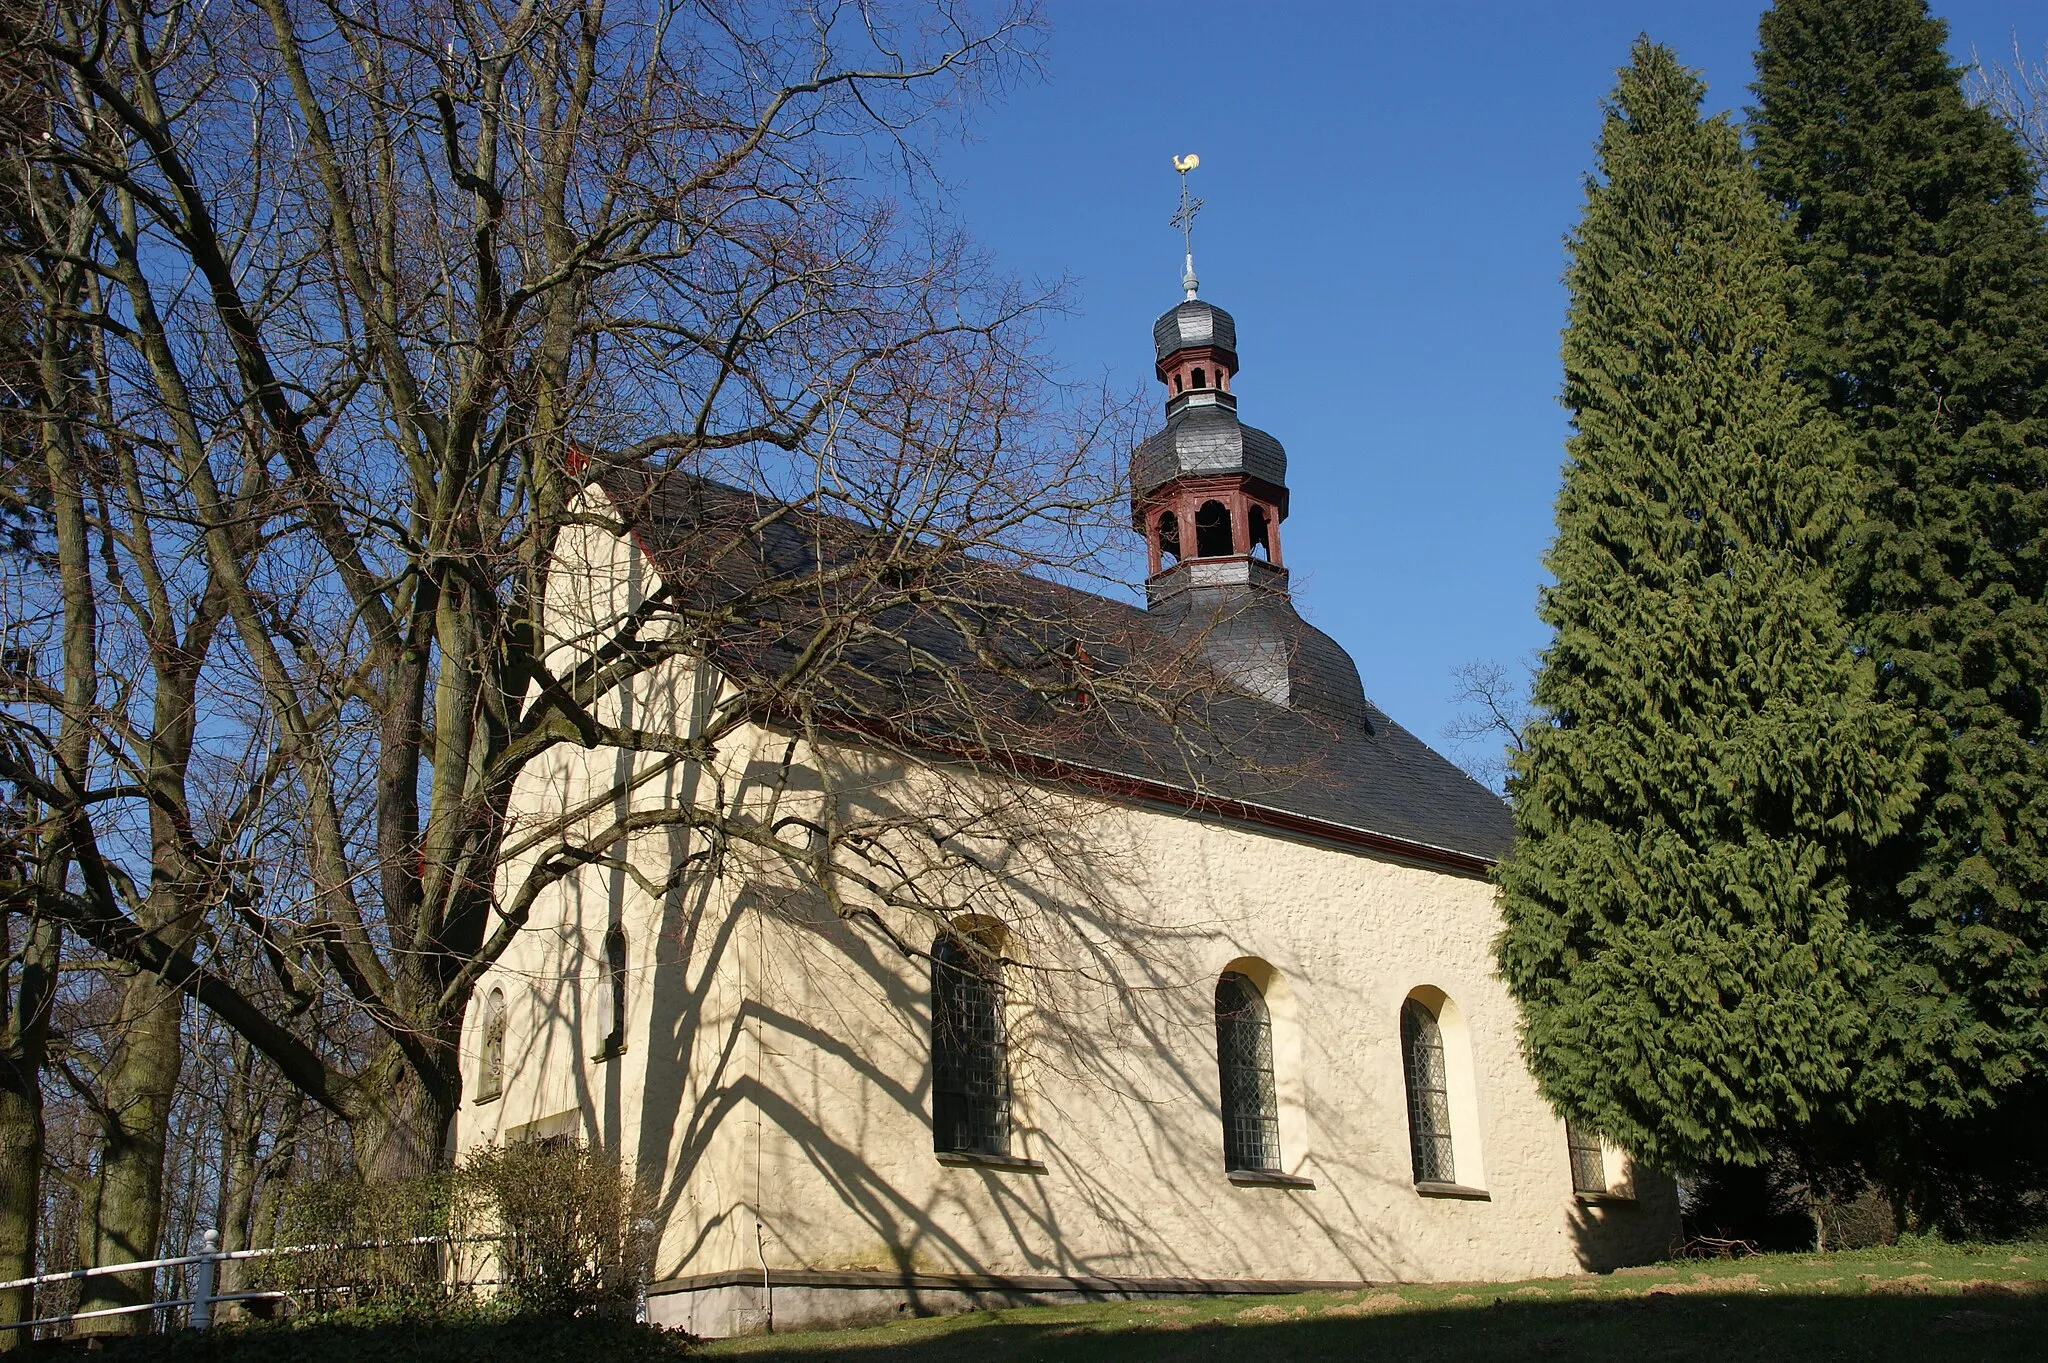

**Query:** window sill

left=1574, top=1190, right=1635, bottom=1205
left=591, top=1042, right=627, bottom=1064
left=473, top=1091, right=501, bottom=1107
left=1227, top=1169, right=1316, bottom=1189
left=936, top=1151, right=1047, bottom=1174
left=1415, top=1181, right=1491, bottom=1201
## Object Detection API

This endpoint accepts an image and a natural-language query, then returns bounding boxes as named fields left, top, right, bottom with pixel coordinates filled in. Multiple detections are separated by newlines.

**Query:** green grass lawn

left=702, top=1241, right=2048, bottom=1362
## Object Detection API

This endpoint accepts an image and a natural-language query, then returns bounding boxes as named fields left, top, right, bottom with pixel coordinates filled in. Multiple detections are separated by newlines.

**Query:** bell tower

left=1132, top=156, right=1367, bottom=732
left=1133, top=297, right=1290, bottom=599
left=1132, top=158, right=1291, bottom=605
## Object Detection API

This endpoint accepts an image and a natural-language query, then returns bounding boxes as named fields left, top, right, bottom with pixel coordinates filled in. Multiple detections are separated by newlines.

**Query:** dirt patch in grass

left=1867, top=1273, right=1936, bottom=1295
left=1233, top=1304, right=1304, bottom=1323
left=1960, top=1279, right=2047, bottom=1297
left=1321, top=1292, right=1405, bottom=1317
left=1639, top=1272, right=1761, bottom=1296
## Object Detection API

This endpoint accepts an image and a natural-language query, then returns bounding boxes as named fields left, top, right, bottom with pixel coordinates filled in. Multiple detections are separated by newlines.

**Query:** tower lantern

left=1132, top=156, right=1367, bottom=732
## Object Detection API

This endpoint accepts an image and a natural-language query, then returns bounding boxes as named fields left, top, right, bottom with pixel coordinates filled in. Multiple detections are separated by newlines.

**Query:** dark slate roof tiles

left=596, top=467, right=1512, bottom=867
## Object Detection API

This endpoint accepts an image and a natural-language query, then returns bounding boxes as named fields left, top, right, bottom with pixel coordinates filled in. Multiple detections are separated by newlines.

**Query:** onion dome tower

left=1135, top=158, right=1370, bottom=731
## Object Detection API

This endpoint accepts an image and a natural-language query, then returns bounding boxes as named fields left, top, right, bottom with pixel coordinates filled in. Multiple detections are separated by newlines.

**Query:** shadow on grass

left=12, top=1311, right=694, bottom=1363
left=718, top=1287, right=2048, bottom=1363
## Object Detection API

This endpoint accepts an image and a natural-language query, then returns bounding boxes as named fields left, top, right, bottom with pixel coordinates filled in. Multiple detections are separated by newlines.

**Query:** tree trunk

left=0, top=915, right=59, bottom=1348
left=352, top=1045, right=458, bottom=1187
left=74, top=970, right=184, bottom=1334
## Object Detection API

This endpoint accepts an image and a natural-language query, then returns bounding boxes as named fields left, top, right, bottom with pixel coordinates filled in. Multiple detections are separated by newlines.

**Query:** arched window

left=1194, top=500, right=1233, bottom=558
left=1192, top=366, right=1207, bottom=389
left=478, top=988, right=507, bottom=1102
left=1173, top=372, right=1184, bottom=393
left=1157, top=510, right=1181, bottom=566
left=1566, top=1118, right=1606, bottom=1194
left=1248, top=505, right=1271, bottom=560
left=932, top=932, right=1010, bottom=1155
left=595, top=924, right=628, bottom=1059
left=1402, top=998, right=1454, bottom=1183
left=1215, top=972, right=1280, bottom=1172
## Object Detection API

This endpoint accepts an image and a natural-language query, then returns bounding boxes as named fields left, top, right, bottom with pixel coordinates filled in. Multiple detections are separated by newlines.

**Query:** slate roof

left=596, top=466, right=1513, bottom=870
left=1132, top=404, right=1289, bottom=503
left=1153, top=300, right=1239, bottom=368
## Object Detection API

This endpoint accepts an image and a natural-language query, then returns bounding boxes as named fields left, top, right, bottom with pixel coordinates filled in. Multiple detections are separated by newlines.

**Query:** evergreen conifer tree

left=1496, top=39, right=1921, bottom=1171
left=1753, top=0, right=2048, bottom=1138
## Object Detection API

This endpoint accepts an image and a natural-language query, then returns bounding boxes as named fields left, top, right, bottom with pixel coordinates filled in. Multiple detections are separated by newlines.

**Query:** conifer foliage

left=1495, top=41, right=1921, bottom=1170
left=1753, top=0, right=2048, bottom=1126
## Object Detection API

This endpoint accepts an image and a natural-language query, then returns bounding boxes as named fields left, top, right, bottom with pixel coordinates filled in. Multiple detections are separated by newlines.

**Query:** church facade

left=454, top=285, right=1679, bottom=1336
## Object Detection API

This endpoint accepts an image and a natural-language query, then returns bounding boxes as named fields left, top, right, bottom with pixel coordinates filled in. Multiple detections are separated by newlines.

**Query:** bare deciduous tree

left=2, top=0, right=1262, bottom=1262
left=1971, top=36, right=2048, bottom=211
left=1442, top=656, right=1531, bottom=795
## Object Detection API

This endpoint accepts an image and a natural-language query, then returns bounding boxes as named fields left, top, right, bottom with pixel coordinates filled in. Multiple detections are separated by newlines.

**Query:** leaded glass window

left=932, top=933, right=1010, bottom=1155
left=478, top=988, right=506, bottom=1102
left=1215, top=972, right=1280, bottom=1172
left=1402, top=998, right=1454, bottom=1184
left=1566, top=1118, right=1607, bottom=1194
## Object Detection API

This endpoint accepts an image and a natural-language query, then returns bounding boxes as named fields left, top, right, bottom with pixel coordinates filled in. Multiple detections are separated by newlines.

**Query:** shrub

left=456, top=1140, right=638, bottom=1314
left=259, top=1172, right=458, bottom=1312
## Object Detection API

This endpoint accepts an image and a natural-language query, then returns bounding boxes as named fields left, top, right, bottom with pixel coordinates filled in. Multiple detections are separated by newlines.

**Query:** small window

left=1215, top=972, right=1280, bottom=1172
left=1193, top=499, right=1233, bottom=557
left=1402, top=998, right=1454, bottom=1184
left=1192, top=367, right=1207, bottom=389
left=1566, top=1118, right=1606, bottom=1194
left=1248, top=505, right=1271, bottom=560
left=595, top=924, right=628, bottom=1059
left=1173, top=372, right=1184, bottom=393
left=932, top=932, right=1010, bottom=1156
left=478, top=988, right=507, bottom=1102
left=1157, top=510, right=1181, bottom=565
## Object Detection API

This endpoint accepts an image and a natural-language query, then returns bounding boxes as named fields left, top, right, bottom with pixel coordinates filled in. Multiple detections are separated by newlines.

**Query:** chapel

left=455, top=261, right=1680, bottom=1336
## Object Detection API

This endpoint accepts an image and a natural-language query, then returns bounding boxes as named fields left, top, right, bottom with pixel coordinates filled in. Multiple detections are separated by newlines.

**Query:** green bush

left=457, top=1140, right=638, bottom=1314
left=250, top=1140, right=639, bottom=1320
left=259, top=1172, right=457, bottom=1312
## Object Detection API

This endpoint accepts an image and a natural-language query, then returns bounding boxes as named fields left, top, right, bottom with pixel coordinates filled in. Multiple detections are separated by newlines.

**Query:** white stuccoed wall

left=452, top=516, right=1678, bottom=1334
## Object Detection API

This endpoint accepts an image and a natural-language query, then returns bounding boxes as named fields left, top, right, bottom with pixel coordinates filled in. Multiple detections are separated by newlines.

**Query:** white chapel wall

left=455, top=510, right=1679, bottom=1304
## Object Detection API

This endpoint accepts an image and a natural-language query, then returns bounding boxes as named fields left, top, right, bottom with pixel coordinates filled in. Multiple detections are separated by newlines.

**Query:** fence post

left=189, top=1230, right=219, bottom=1331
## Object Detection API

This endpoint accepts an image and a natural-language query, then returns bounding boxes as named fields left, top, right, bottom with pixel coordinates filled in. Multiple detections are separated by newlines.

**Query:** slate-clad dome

left=1131, top=405, right=1288, bottom=504
left=1152, top=299, right=1239, bottom=369
left=1153, top=585, right=1370, bottom=734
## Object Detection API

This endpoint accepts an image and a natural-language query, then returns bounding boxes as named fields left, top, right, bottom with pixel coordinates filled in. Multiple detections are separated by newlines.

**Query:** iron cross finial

left=1171, top=154, right=1203, bottom=300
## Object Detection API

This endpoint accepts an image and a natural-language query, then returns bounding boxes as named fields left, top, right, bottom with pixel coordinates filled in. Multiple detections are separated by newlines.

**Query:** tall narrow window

left=932, top=933, right=1010, bottom=1155
left=1402, top=998, right=1454, bottom=1184
left=478, top=988, right=507, bottom=1102
left=1215, top=972, right=1280, bottom=1172
left=1566, top=1118, right=1607, bottom=1195
left=595, top=924, right=628, bottom=1059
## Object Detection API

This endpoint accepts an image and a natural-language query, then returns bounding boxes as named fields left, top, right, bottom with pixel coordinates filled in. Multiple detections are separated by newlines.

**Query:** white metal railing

left=0, top=1230, right=506, bottom=1336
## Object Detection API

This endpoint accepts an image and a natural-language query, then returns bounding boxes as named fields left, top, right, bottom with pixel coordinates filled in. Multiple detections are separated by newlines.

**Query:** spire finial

left=1171, top=153, right=1202, bottom=300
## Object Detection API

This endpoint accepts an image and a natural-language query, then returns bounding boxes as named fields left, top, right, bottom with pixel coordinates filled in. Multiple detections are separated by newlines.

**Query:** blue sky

left=932, top=1, right=2045, bottom=766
